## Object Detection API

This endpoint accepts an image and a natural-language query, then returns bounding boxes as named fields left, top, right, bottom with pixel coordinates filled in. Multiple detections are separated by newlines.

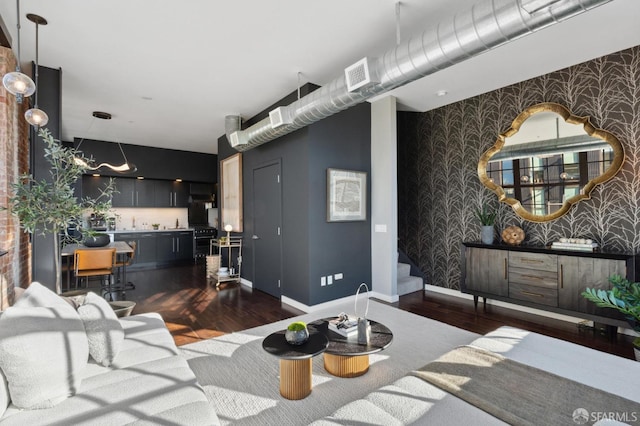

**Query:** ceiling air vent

left=229, top=131, right=246, bottom=148
left=345, top=57, right=379, bottom=92
left=269, top=106, right=293, bottom=128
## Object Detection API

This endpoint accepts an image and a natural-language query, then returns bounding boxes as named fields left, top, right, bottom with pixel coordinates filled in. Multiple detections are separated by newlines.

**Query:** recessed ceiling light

left=92, top=111, right=112, bottom=120
left=436, top=90, right=448, bottom=97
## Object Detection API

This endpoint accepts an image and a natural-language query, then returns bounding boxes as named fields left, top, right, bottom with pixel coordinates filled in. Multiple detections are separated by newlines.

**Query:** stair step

left=398, top=275, right=423, bottom=296
left=397, top=262, right=411, bottom=279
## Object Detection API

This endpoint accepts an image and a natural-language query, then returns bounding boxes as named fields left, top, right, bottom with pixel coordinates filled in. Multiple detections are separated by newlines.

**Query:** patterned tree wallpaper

left=398, top=46, right=640, bottom=290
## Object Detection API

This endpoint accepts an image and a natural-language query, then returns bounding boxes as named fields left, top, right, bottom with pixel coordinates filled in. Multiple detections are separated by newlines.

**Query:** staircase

left=397, top=262, right=424, bottom=296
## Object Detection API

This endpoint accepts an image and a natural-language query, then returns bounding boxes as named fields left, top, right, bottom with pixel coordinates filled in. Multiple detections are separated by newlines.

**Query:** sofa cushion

left=0, top=313, right=220, bottom=426
left=0, top=282, right=88, bottom=409
left=78, top=292, right=124, bottom=367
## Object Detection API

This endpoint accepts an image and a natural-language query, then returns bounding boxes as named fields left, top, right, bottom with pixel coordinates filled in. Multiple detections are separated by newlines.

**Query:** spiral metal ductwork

left=229, top=0, right=611, bottom=152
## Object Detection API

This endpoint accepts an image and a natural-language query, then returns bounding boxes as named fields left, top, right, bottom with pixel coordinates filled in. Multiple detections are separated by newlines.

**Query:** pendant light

left=24, top=13, right=48, bottom=127
left=2, top=0, right=35, bottom=100
left=74, top=111, right=137, bottom=174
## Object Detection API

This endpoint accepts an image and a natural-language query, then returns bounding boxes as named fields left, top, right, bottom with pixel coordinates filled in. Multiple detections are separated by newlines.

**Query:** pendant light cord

left=33, top=19, right=39, bottom=108
left=15, top=0, right=22, bottom=71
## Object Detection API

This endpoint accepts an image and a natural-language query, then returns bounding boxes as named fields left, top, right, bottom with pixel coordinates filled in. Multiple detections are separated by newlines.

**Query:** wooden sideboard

left=461, top=242, right=639, bottom=330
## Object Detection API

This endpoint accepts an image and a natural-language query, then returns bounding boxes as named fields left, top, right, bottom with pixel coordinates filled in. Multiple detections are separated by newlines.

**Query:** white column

left=370, top=96, right=398, bottom=303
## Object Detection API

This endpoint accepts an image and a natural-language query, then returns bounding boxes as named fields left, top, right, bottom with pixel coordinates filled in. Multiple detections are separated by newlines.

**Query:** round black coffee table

left=310, top=318, right=393, bottom=378
left=262, top=330, right=328, bottom=400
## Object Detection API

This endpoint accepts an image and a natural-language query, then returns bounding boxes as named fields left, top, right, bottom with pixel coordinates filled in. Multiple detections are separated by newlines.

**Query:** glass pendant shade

left=2, top=71, right=35, bottom=97
left=25, top=107, right=48, bottom=126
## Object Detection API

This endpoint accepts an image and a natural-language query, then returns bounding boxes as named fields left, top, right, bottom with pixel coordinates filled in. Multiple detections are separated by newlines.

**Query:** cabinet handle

left=170, top=193, right=173, bottom=206
left=131, top=192, right=134, bottom=205
left=136, top=192, right=139, bottom=205
left=174, top=192, right=177, bottom=206
left=521, top=290, right=544, bottom=298
left=521, top=274, right=543, bottom=281
left=504, top=258, right=508, bottom=280
left=176, top=237, right=180, bottom=252
left=520, top=258, right=543, bottom=264
left=560, top=264, right=563, bottom=289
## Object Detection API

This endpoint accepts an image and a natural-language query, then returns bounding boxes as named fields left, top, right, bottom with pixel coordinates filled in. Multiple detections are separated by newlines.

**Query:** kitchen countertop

left=107, top=228, right=195, bottom=234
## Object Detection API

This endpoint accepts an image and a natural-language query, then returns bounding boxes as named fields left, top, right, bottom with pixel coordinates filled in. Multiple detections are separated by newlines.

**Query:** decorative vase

left=285, top=328, right=309, bottom=345
left=481, top=225, right=494, bottom=245
left=83, top=233, right=111, bottom=247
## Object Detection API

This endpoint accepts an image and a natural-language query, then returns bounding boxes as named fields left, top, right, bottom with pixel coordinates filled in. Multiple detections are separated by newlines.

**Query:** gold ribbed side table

left=310, top=318, right=393, bottom=379
left=262, top=331, right=328, bottom=400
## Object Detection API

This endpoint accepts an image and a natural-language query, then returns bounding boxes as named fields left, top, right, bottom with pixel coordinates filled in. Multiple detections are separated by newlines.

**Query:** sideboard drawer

left=509, top=252, right=556, bottom=272
left=509, top=282, right=558, bottom=307
left=509, top=267, right=557, bottom=289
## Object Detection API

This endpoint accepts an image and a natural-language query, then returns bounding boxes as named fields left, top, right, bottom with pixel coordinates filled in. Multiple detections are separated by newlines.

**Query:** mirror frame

left=478, top=102, right=625, bottom=222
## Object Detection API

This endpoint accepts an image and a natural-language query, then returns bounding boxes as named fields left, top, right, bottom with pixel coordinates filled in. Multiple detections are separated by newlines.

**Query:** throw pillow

left=77, top=292, right=124, bottom=366
left=13, top=281, right=70, bottom=310
left=0, top=303, right=88, bottom=409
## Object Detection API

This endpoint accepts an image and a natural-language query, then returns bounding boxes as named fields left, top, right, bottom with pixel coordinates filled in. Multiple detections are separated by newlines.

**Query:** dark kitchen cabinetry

left=114, top=232, right=157, bottom=266
left=114, top=179, right=154, bottom=207
left=154, top=180, right=189, bottom=207
left=84, top=176, right=190, bottom=208
left=82, top=175, right=113, bottom=201
left=115, top=230, right=194, bottom=269
left=156, top=231, right=194, bottom=262
left=74, top=139, right=216, bottom=183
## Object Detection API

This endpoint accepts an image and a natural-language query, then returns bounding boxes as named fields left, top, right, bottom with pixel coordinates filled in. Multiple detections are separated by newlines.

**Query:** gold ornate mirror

left=478, top=103, right=624, bottom=222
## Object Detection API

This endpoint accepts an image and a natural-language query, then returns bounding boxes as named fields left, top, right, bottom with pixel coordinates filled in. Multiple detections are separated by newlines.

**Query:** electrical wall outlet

left=334, top=273, right=343, bottom=280
left=327, top=275, right=333, bottom=285
left=321, top=276, right=326, bottom=286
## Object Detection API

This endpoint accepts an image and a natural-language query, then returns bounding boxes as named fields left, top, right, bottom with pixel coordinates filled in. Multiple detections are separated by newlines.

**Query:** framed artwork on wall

left=327, top=168, right=367, bottom=222
left=221, top=153, right=243, bottom=232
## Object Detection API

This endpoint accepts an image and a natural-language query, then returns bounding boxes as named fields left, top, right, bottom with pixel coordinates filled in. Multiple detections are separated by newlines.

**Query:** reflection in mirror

left=478, top=103, right=624, bottom=222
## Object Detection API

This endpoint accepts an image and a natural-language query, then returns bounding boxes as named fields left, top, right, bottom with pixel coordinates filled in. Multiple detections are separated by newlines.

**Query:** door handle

left=252, top=235, right=260, bottom=240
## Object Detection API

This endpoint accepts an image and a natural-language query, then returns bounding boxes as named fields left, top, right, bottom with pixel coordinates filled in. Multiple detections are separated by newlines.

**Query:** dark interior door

left=252, top=161, right=282, bottom=298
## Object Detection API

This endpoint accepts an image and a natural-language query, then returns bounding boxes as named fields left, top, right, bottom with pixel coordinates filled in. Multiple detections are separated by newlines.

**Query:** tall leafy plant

left=7, top=127, right=115, bottom=294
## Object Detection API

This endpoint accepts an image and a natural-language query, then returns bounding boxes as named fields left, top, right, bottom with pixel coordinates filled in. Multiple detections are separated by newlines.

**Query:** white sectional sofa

left=0, top=283, right=219, bottom=426
left=311, top=326, right=640, bottom=425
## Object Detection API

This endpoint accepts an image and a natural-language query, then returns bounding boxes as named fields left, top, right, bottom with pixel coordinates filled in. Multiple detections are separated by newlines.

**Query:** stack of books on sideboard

left=550, top=238, right=598, bottom=252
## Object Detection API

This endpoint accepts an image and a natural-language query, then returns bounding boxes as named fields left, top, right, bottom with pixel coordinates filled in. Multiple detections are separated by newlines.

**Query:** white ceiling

left=1, top=0, right=639, bottom=154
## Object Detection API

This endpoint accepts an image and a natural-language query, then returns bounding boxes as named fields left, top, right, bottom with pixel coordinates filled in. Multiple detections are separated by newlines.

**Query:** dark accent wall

left=398, top=46, right=640, bottom=290
left=30, top=65, right=62, bottom=290
left=219, top=98, right=371, bottom=306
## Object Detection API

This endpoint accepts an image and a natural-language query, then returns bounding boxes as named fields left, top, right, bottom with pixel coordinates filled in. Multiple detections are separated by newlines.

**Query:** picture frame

left=327, top=168, right=367, bottom=222
left=221, top=153, right=243, bottom=232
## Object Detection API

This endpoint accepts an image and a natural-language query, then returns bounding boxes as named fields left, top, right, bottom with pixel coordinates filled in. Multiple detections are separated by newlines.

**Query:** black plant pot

left=83, top=233, right=111, bottom=247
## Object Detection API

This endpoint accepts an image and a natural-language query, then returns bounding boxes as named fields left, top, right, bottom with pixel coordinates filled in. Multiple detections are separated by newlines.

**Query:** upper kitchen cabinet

left=75, top=139, right=217, bottom=183
left=111, top=178, right=154, bottom=207
left=154, top=180, right=189, bottom=207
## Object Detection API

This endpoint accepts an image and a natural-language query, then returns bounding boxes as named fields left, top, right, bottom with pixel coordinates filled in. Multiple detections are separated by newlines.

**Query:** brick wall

left=1, top=46, right=30, bottom=309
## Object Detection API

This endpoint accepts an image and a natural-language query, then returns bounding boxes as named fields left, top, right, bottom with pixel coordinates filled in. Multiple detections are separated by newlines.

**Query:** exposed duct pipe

left=225, top=115, right=242, bottom=145
left=229, top=0, right=611, bottom=152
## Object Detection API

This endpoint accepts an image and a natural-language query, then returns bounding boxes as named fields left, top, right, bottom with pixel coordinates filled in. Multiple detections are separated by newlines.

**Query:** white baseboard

left=282, top=291, right=398, bottom=313
left=424, top=283, right=639, bottom=338
left=369, top=291, right=399, bottom=304
left=240, top=278, right=252, bottom=288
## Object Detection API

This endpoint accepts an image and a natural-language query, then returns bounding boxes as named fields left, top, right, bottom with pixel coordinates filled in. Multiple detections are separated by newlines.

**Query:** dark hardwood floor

left=107, top=263, right=635, bottom=359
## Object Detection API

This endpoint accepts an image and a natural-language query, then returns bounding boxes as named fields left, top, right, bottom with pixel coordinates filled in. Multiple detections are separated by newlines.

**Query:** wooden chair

left=115, top=241, right=136, bottom=290
left=74, top=248, right=117, bottom=299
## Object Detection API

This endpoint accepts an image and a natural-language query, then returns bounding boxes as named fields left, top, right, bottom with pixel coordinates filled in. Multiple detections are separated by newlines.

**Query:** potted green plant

left=582, top=275, right=640, bottom=360
left=7, top=128, right=115, bottom=294
left=285, top=321, right=309, bottom=345
left=475, top=203, right=496, bottom=245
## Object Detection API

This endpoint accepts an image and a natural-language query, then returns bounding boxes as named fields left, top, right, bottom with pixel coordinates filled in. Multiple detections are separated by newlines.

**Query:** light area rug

left=179, top=300, right=480, bottom=425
